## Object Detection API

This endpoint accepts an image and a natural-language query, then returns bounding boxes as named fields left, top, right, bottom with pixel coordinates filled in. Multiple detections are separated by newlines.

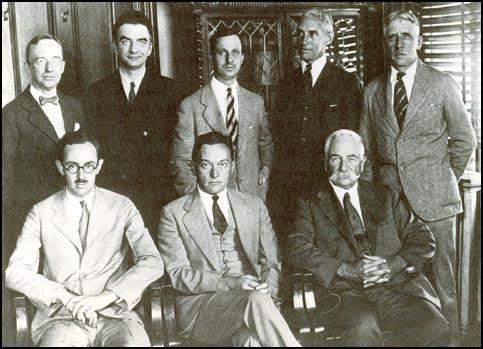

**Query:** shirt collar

left=301, top=54, right=326, bottom=74
left=329, top=180, right=359, bottom=204
left=211, top=76, right=238, bottom=95
left=390, top=60, right=417, bottom=83
left=30, top=84, right=58, bottom=104
left=197, top=185, right=228, bottom=203
left=119, top=67, right=146, bottom=89
left=64, top=186, right=96, bottom=210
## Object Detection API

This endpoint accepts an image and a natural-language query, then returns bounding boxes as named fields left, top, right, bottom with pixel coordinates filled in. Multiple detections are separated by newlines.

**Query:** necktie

left=79, top=201, right=89, bottom=250
left=394, top=72, right=408, bottom=130
left=128, top=81, right=136, bottom=104
left=343, top=193, right=370, bottom=256
left=212, top=195, right=227, bottom=234
left=39, top=95, right=59, bottom=106
left=226, top=87, right=238, bottom=150
left=303, top=63, right=312, bottom=106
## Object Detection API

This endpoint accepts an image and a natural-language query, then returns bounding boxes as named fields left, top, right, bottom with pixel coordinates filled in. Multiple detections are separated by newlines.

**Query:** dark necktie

left=226, top=87, right=238, bottom=150
left=394, top=72, right=408, bottom=130
left=39, top=95, right=59, bottom=106
left=343, top=193, right=370, bottom=256
left=79, top=201, right=89, bottom=250
left=212, top=195, right=227, bottom=234
left=303, top=63, right=312, bottom=94
left=128, top=81, right=136, bottom=104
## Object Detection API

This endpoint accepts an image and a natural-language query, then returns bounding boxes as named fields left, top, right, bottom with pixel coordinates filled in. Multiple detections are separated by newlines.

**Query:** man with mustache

left=172, top=27, right=273, bottom=202
left=359, top=11, right=477, bottom=344
left=5, top=131, right=163, bottom=346
left=288, top=129, right=449, bottom=346
left=159, top=132, right=299, bottom=346
left=2, top=34, right=84, bottom=345
left=84, top=10, right=182, bottom=238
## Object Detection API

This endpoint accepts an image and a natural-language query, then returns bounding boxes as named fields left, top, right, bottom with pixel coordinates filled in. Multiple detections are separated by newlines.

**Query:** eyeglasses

left=63, top=162, right=98, bottom=174
left=31, top=57, right=63, bottom=68
left=118, top=38, right=151, bottom=49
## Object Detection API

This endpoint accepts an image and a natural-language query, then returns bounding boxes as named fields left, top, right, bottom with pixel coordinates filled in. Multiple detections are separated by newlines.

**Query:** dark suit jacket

left=275, top=62, right=363, bottom=191
left=2, top=87, right=84, bottom=221
left=287, top=179, right=441, bottom=309
left=84, top=71, right=182, bottom=228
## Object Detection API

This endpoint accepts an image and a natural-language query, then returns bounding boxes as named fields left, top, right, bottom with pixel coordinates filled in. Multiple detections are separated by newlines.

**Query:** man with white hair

left=288, top=129, right=449, bottom=346
left=359, top=10, right=477, bottom=342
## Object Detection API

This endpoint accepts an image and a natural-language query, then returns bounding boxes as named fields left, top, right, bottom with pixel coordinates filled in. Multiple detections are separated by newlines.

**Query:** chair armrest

left=160, top=277, right=181, bottom=347
left=13, top=292, right=30, bottom=347
left=149, top=279, right=164, bottom=347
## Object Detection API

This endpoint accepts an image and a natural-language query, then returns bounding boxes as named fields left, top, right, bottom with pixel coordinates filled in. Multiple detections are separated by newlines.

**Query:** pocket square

left=329, top=103, right=338, bottom=108
left=74, top=122, right=80, bottom=131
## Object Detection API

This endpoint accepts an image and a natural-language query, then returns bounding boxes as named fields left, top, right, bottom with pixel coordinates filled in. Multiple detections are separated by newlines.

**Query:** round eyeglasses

left=32, top=57, right=63, bottom=68
left=63, top=162, right=98, bottom=174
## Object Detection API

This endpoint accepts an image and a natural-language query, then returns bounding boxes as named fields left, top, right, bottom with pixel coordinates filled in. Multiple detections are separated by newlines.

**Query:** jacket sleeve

left=172, top=98, right=197, bottom=196
left=287, top=198, right=344, bottom=288
left=443, top=75, right=477, bottom=180
left=106, top=198, right=164, bottom=311
left=157, top=206, right=223, bottom=294
left=257, top=96, right=274, bottom=171
left=359, top=84, right=376, bottom=182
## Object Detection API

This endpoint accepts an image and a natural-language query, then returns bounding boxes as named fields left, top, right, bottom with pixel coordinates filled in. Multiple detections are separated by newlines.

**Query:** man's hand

left=65, top=290, right=118, bottom=327
left=219, top=275, right=270, bottom=295
left=258, top=167, right=270, bottom=202
left=361, top=255, right=406, bottom=288
left=337, top=261, right=365, bottom=281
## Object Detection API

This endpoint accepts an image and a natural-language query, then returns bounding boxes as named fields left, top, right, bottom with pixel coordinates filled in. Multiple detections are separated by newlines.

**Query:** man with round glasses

left=6, top=131, right=164, bottom=346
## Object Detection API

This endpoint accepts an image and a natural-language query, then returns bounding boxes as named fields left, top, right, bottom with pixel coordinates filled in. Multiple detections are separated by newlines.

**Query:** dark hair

left=192, top=132, right=235, bottom=164
left=57, top=131, right=101, bottom=162
left=209, top=27, right=242, bottom=55
left=112, top=10, right=152, bottom=42
left=26, top=34, right=63, bottom=64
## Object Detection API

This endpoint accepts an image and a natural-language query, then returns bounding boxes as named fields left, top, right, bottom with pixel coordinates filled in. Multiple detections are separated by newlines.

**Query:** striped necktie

left=394, top=72, right=408, bottom=130
left=226, top=87, right=238, bottom=150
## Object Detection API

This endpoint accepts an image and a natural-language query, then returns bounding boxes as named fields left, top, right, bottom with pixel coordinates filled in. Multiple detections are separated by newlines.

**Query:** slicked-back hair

left=57, top=131, right=101, bottom=162
left=26, top=34, right=63, bottom=64
left=112, top=10, right=152, bottom=42
left=301, top=8, right=334, bottom=37
left=192, top=132, right=235, bottom=164
left=324, top=129, right=365, bottom=158
left=384, top=10, right=421, bottom=36
left=209, top=27, right=242, bottom=55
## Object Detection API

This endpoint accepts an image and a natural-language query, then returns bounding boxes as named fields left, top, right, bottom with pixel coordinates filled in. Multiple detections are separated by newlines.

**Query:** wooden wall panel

left=2, top=3, right=16, bottom=106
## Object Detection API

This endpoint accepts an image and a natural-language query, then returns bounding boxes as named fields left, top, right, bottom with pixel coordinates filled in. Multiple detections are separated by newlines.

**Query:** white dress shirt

left=198, top=186, right=230, bottom=226
left=329, top=181, right=365, bottom=228
left=64, top=187, right=96, bottom=226
left=119, top=67, right=146, bottom=101
left=301, top=54, right=327, bottom=87
left=211, top=77, right=239, bottom=123
left=30, top=85, right=65, bottom=139
left=390, top=61, right=417, bottom=106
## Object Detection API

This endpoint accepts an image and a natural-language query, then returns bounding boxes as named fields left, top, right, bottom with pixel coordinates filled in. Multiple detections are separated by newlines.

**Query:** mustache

left=75, top=179, right=88, bottom=184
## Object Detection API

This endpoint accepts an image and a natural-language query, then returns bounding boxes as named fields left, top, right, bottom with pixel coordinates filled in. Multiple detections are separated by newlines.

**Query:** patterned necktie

left=394, top=72, right=408, bottom=130
left=226, top=87, right=238, bottom=150
left=79, top=200, right=90, bottom=250
left=39, top=95, right=59, bottom=106
left=212, top=195, right=227, bottom=234
left=128, top=81, right=136, bottom=104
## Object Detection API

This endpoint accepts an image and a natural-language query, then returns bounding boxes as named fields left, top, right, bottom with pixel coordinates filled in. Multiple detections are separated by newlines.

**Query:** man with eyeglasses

left=2, top=34, right=85, bottom=344
left=5, top=131, right=164, bottom=346
left=84, top=10, right=182, bottom=238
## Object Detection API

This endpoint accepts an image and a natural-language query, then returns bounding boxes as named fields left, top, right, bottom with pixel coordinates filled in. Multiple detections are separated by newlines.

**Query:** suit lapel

left=182, top=191, right=220, bottom=271
left=402, top=61, right=431, bottom=131
left=200, top=84, right=226, bottom=132
left=382, top=74, right=400, bottom=136
left=228, top=189, right=258, bottom=271
left=51, top=190, right=83, bottom=254
left=58, top=92, right=75, bottom=132
left=236, top=86, right=252, bottom=152
left=357, top=182, right=379, bottom=251
left=84, top=189, right=110, bottom=249
left=22, top=89, right=59, bottom=143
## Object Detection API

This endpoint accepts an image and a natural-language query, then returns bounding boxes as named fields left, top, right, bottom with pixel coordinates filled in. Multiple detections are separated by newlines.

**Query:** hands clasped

left=341, top=255, right=401, bottom=288
left=59, top=290, right=117, bottom=327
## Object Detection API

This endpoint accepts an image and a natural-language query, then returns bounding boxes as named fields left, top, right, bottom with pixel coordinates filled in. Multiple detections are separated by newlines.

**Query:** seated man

left=158, top=132, right=299, bottom=346
left=287, top=129, right=449, bottom=346
left=5, top=131, right=164, bottom=347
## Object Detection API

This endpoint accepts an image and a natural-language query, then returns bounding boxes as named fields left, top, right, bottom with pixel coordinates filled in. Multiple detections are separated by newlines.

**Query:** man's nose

left=395, top=35, right=404, bottom=48
left=45, top=61, right=54, bottom=72
left=225, top=53, right=234, bottom=64
left=339, top=159, right=348, bottom=171
left=210, top=166, right=219, bottom=178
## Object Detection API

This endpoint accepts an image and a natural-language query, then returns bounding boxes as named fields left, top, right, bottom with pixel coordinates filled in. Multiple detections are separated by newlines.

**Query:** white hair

left=301, top=8, right=334, bottom=37
left=384, top=10, right=421, bottom=37
left=324, top=129, right=365, bottom=158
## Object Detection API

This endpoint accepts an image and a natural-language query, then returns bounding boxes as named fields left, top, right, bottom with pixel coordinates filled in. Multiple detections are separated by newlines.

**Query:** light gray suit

left=157, top=188, right=299, bottom=346
left=359, top=59, right=477, bottom=337
left=172, top=83, right=274, bottom=199
left=6, top=187, right=164, bottom=345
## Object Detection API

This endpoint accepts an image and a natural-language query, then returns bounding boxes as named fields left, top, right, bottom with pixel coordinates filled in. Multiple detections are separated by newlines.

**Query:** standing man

left=6, top=131, right=164, bottom=346
left=159, top=132, right=299, bottom=347
left=84, top=10, right=181, bottom=236
left=288, top=130, right=449, bottom=346
left=172, top=27, right=273, bottom=201
left=359, top=10, right=477, bottom=343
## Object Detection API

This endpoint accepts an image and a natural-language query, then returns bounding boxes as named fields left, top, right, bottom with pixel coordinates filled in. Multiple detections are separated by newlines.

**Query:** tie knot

left=305, top=63, right=312, bottom=73
left=396, top=72, right=406, bottom=80
left=39, top=95, right=59, bottom=106
left=343, top=192, right=351, bottom=203
left=130, top=81, right=135, bottom=88
left=80, top=200, right=87, bottom=209
left=212, top=195, right=219, bottom=203
left=227, top=87, right=232, bottom=96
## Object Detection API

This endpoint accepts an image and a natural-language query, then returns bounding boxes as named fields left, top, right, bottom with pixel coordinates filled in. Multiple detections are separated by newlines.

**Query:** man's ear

left=55, top=160, right=65, bottom=176
left=111, top=42, right=118, bottom=55
left=417, top=35, right=423, bottom=50
left=95, top=159, right=104, bottom=174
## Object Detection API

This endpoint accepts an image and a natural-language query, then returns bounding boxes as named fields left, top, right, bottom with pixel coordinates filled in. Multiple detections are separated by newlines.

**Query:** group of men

left=2, top=7, right=477, bottom=347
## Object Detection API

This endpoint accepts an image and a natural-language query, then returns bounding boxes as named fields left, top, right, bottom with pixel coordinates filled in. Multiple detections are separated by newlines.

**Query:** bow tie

left=39, top=95, right=59, bottom=106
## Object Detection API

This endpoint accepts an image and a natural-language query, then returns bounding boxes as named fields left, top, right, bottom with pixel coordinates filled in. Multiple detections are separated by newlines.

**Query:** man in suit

left=6, top=131, right=164, bottom=346
left=84, top=10, right=181, bottom=236
left=158, top=132, right=299, bottom=346
left=288, top=129, right=449, bottom=346
left=359, top=10, right=477, bottom=341
left=172, top=27, right=273, bottom=201
left=2, top=34, right=84, bottom=345
left=272, top=8, right=363, bottom=245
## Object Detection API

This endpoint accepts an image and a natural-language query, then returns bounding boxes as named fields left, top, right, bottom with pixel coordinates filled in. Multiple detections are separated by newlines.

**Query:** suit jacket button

left=302, top=137, right=306, bottom=142
left=303, top=117, right=308, bottom=121
left=238, top=178, right=244, bottom=183
left=143, top=131, right=148, bottom=136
